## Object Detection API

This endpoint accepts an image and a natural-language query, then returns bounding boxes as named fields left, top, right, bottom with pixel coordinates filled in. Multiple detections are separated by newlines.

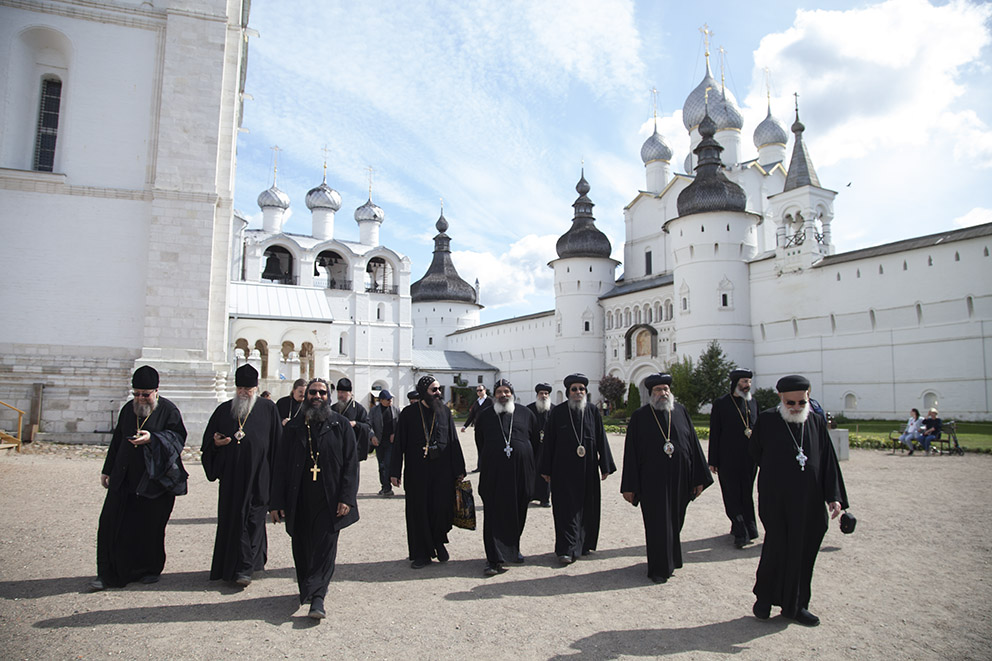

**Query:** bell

left=262, top=253, right=284, bottom=281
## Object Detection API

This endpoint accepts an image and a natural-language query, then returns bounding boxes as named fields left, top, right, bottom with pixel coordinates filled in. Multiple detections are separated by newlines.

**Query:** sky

left=233, top=0, right=992, bottom=323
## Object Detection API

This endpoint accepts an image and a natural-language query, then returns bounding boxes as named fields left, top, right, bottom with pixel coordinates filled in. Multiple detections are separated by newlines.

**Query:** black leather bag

left=840, top=511, right=857, bottom=534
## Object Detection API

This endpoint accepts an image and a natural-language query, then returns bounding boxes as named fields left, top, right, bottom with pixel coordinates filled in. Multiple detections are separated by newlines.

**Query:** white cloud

left=451, top=234, right=559, bottom=309
left=953, top=207, right=992, bottom=228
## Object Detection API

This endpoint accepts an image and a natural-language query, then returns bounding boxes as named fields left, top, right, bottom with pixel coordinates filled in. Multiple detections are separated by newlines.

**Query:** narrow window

left=34, top=78, right=62, bottom=172
left=721, top=293, right=728, bottom=307
left=428, top=337, right=433, bottom=345
left=645, top=250, right=652, bottom=275
left=583, top=321, right=590, bottom=332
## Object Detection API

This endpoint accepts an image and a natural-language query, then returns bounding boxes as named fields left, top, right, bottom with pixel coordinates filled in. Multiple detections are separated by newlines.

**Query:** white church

left=1, top=1, right=989, bottom=445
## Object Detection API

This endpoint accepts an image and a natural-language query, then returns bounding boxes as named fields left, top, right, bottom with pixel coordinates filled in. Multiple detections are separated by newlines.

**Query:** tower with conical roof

left=549, top=171, right=618, bottom=401
left=411, top=210, right=482, bottom=349
left=768, top=97, right=837, bottom=272
left=664, top=107, right=758, bottom=370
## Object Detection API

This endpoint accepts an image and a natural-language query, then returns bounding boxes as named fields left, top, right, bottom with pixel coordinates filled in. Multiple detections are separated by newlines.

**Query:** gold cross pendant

left=310, top=463, right=321, bottom=481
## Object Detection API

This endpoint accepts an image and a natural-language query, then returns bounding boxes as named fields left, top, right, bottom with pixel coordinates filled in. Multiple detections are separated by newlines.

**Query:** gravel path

left=0, top=434, right=989, bottom=660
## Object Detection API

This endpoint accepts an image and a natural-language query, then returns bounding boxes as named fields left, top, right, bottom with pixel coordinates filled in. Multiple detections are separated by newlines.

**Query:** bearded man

left=270, top=378, right=359, bottom=620
left=334, top=378, right=373, bottom=461
left=527, top=383, right=554, bottom=507
left=750, top=374, right=849, bottom=627
left=201, top=364, right=281, bottom=586
left=621, top=373, right=711, bottom=583
left=539, top=373, right=616, bottom=565
left=390, top=375, right=466, bottom=568
left=476, top=379, right=540, bottom=575
left=708, top=368, right=760, bottom=548
left=92, top=366, right=188, bottom=590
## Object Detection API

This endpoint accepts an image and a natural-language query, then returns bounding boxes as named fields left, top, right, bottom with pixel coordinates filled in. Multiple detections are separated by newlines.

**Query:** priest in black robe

left=539, top=373, right=616, bottom=564
left=476, top=379, right=539, bottom=575
left=334, top=377, right=373, bottom=462
left=708, top=368, right=760, bottom=548
left=270, top=378, right=359, bottom=620
left=201, top=364, right=281, bottom=585
left=527, top=383, right=553, bottom=507
left=276, top=378, right=307, bottom=427
left=750, top=374, right=849, bottom=627
left=390, top=375, right=466, bottom=568
left=621, top=373, right=712, bottom=583
left=93, top=366, right=188, bottom=590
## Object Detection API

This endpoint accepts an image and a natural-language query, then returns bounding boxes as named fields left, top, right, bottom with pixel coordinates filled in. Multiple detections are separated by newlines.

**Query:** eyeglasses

left=569, top=386, right=587, bottom=393
left=308, top=389, right=329, bottom=397
left=784, top=399, right=808, bottom=407
left=428, top=386, right=441, bottom=393
left=133, top=390, right=156, bottom=398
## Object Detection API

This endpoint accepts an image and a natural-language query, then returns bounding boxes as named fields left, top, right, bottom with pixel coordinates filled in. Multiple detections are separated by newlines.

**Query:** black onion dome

left=676, top=111, right=747, bottom=217
left=410, top=212, right=478, bottom=303
left=555, top=171, right=612, bottom=259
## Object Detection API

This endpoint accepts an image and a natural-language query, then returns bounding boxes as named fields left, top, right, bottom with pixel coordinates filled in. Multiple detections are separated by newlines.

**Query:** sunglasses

left=784, top=399, right=808, bottom=406
left=569, top=386, right=587, bottom=393
left=132, top=390, right=157, bottom=398
left=428, top=386, right=441, bottom=393
left=308, top=389, right=329, bottom=396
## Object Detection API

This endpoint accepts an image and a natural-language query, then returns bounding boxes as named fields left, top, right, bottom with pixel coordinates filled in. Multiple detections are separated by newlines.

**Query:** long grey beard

left=534, top=398, right=551, bottom=413
left=232, top=394, right=257, bottom=420
left=778, top=402, right=810, bottom=424
left=650, top=393, right=675, bottom=412
left=306, top=400, right=332, bottom=424
left=333, top=399, right=351, bottom=414
left=493, top=397, right=515, bottom=415
left=567, top=397, right=587, bottom=413
left=734, top=388, right=752, bottom=401
left=133, top=397, right=158, bottom=418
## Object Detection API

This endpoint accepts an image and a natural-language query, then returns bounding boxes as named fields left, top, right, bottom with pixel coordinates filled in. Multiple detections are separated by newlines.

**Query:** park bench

left=890, top=420, right=963, bottom=455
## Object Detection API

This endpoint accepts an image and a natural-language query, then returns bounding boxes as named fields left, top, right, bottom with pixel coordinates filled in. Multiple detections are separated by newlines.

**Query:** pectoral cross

left=310, top=463, right=321, bottom=481
left=503, top=444, right=513, bottom=458
left=796, top=449, right=807, bottom=471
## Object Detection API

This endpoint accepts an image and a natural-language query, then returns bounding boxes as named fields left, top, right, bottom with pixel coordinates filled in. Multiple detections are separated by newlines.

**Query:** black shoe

left=513, top=553, right=525, bottom=564
left=734, top=536, right=748, bottom=549
left=139, top=574, right=160, bottom=584
left=752, top=599, right=771, bottom=620
left=649, top=575, right=668, bottom=584
left=483, top=563, right=500, bottom=576
left=581, top=549, right=593, bottom=556
left=234, top=573, right=252, bottom=586
left=908, top=449, right=914, bottom=456
left=558, top=555, right=574, bottom=565
left=308, top=596, right=326, bottom=620
left=89, top=577, right=106, bottom=592
left=791, top=608, right=820, bottom=626
left=411, top=559, right=430, bottom=569
left=540, top=501, right=551, bottom=508
left=436, top=545, right=449, bottom=563
left=383, top=489, right=394, bottom=497
left=747, top=524, right=759, bottom=540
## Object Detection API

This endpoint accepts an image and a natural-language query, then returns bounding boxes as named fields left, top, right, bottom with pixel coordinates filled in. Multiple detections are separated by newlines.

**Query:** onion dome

left=682, top=61, right=743, bottom=132
left=753, top=102, right=788, bottom=148
left=783, top=108, right=821, bottom=191
left=257, top=184, right=290, bottom=210
left=305, top=180, right=342, bottom=211
left=676, top=111, right=747, bottom=217
left=410, top=212, right=478, bottom=303
left=684, top=152, right=692, bottom=175
left=640, top=124, right=673, bottom=163
left=354, top=198, right=384, bottom=223
left=555, top=171, right=612, bottom=259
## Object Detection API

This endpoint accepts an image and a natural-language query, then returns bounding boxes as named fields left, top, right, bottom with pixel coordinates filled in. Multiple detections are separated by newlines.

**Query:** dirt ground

left=0, top=432, right=989, bottom=661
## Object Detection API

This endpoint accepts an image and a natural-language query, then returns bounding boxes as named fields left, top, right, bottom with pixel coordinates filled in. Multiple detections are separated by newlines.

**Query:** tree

left=599, top=375, right=626, bottom=412
left=668, top=355, right=701, bottom=415
left=627, top=383, right=641, bottom=412
left=754, top=387, right=779, bottom=412
left=694, top=340, right=737, bottom=408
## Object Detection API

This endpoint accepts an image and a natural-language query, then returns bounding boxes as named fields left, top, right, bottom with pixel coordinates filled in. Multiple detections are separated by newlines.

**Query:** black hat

left=563, top=374, right=589, bottom=389
left=132, top=365, right=159, bottom=390
left=416, top=375, right=438, bottom=398
left=407, top=390, right=419, bottom=401
left=336, top=378, right=352, bottom=392
left=534, top=383, right=552, bottom=394
left=235, top=364, right=259, bottom=388
left=378, top=389, right=393, bottom=400
left=776, top=374, right=810, bottom=392
left=730, top=369, right=753, bottom=383
left=644, top=373, right=672, bottom=390
left=493, top=379, right=514, bottom=393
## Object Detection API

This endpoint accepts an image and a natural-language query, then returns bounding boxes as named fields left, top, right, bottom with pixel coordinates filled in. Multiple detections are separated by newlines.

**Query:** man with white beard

left=527, top=383, right=554, bottom=507
left=750, top=374, right=848, bottom=627
left=476, top=379, right=540, bottom=575
left=621, top=373, right=712, bottom=583
left=708, top=368, right=761, bottom=548
left=539, top=374, right=616, bottom=565
left=92, top=366, right=188, bottom=590
left=202, top=364, right=281, bottom=585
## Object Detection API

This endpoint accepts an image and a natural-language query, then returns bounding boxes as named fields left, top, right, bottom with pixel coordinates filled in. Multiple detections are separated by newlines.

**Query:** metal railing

left=366, top=284, right=399, bottom=295
left=0, top=400, right=24, bottom=452
left=313, top=277, right=353, bottom=291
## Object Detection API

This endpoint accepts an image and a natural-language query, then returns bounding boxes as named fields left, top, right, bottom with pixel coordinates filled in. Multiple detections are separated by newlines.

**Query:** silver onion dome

left=305, top=181, right=342, bottom=211
left=257, top=184, right=290, bottom=210
left=354, top=198, right=384, bottom=223
left=682, top=63, right=743, bottom=132
left=753, top=106, right=788, bottom=148
left=640, top=126, right=673, bottom=163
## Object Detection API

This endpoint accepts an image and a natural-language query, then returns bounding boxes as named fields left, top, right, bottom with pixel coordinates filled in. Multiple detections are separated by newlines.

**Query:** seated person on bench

left=920, top=408, right=942, bottom=454
left=900, top=408, right=923, bottom=454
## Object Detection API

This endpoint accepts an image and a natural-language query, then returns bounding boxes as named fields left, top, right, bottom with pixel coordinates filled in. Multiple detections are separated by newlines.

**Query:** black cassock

left=708, top=393, right=759, bottom=537
left=270, top=413, right=359, bottom=603
left=201, top=397, right=281, bottom=581
left=390, top=402, right=466, bottom=563
left=335, top=399, right=373, bottom=461
left=620, top=403, right=712, bottom=580
left=539, top=403, right=616, bottom=559
left=476, top=405, right=539, bottom=564
left=98, top=397, right=188, bottom=587
left=750, top=408, right=849, bottom=617
left=526, top=402, right=553, bottom=504
left=276, top=394, right=305, bottom=424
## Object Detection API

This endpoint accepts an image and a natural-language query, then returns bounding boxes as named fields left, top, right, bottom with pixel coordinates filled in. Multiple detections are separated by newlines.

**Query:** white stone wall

left=412, top=301, right=481, bottom=350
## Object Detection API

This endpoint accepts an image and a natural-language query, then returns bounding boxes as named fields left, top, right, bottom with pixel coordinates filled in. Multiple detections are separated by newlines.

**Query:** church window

left=916, top=303, right=923, bottom=325
left=844, top=393, right=858, bottom=410
left=701, top=225, right=705, bottom=233
left=792, top=318, right=799, bottom=336
left=869, top=309, right=876, bottom=330
left=254, top=339, right=269, bottom=378
left=878, top=265, right=883, bottom=275
left=928, top=256, right=933, bottom=266
left=714, top=243, right=719, bottom=256
left=830, top=314, right=836, bottom=333
left=376, top=303, right=384, bottom=320
left=34, top=78, right=62, bottom=172
left=985, top=246, right=989, bottom=257
left=645, top=250, right=653, bottom=275
left=721, top=293, right=728, bottom=307
left=428, top=337, right=433, bottom=345
left=856, top=269, right=861, bottom=278
left=672, top=342, right=676, bottom=353
left=478, top=375, right=484, bottom=384
left=903, top=260, right=907, bottom=271
left=689, top=245, right=695, bottom=258
left=584, top=321, right=590, bottom=332
left=954, top=251, right=960, bottom=262
left=726, top=224, right=730, bottom=231
left=589, top=266, right=593, bottom=272
left=635, top=308, right=641, bottom=324
left=966, top=296, right=974, bottom=318
left=646, top=307, right=652, bottom=323
left=836, top=273, right=841, bottom=281
left=614, top=348, right=618, bottom=358
left=760, top=323, right=766, bottom=340
left=681, top=297, right=688, bottom=311
left=606, top=312, right=612, bottom=330
left=923, top=391, right=938, bottom=411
